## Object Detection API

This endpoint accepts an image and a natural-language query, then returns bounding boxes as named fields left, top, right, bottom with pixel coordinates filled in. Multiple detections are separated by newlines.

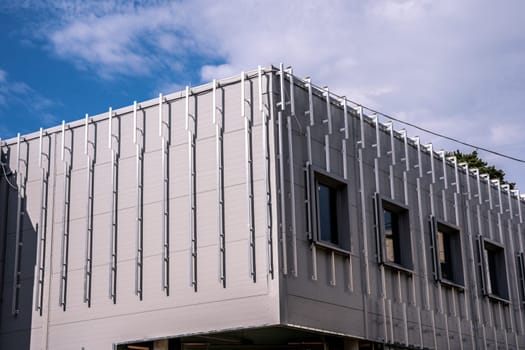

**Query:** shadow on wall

left=0, top=145, right=37, bottom=350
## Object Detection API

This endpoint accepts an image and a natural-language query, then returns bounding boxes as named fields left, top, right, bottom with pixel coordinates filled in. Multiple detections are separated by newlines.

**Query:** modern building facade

left=0, top=65, right=524, bottom=349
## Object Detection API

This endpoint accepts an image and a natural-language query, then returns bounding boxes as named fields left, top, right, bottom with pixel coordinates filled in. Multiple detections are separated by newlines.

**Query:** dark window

left=374, top=194, right=412, bottom=272
left=483, top=240, right=509, bottom=301
left=517, top=252, right=525, bottom=303
left=432, top=220, right=464, bottom=286
left=309, top=168, right=350, bottom=252
left=430, top=218, right=464, bottom=287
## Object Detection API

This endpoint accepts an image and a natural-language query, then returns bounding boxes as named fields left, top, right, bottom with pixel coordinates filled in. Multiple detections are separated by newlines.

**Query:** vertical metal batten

left=358, top=151, right=370, bottom=294
left=340, top=98, right=349, bottom=180
left=400, top=130, right=410, bottom=205
left=323, top=87, right=332, bottom=135
left=438, top=151, right=448, bottom=221
left=265, top=69, right=274, bottom=278
left=304, top=75, right=316, bottom=280
left=35, top=129, right=49, bottom=315
left=324, top=135, right=330, bottom=172
left=286, top=69, right=298, bottom=278
left=278, top=64, right=285, bottom=111
left=372, top=115, right=388, bottom=344
left=474, top=169, right=482, bottom=205
left=456, top=155, right=485, bottom=348
left=242, top=72, right=256, bottom=282
left=372, top=115, right=380, bottom=158
left=386, top=122, right=395, bottom=199
left=357, top=106, right=365, bottom=148
left=323, top=87, right=331, bottom=173
left=278, top=110, right=288, bottom=275
left=515, top=190, right=523, bottom=224
left=186, top=87, right=197, bottom=291
left=287, top=115, right=297, bottom=277
left=84, top=114, right=95, bottom=307
left=401, top=129, right=419, bottom=340
left=411, top=133, right=437, bottom=349
left=58, top=122, right=71, bottom=310
left=12, top=133, right=25, bottom=315
left=159, top=93, right=170, bottom=295
left=108, top=108, right=118, bottom=304
left=214, top=80, right=226, bottom=286
left=133, top=101, right=144, bottom=299
left=276, top=61, right=288, bottom=278
left=303, top=76, right=316, bottom=280
left=427, top=143, right=449, bottom=349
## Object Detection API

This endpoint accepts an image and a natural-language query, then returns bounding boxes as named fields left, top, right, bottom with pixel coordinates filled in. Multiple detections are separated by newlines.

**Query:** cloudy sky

left=1, top=0, right=524, bottom=188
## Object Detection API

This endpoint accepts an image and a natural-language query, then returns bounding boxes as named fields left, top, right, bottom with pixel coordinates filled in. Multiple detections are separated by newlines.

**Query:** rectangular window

left=429, top=217, right=464, bottom=287
left=374, top=193, right=412, bottom=272
left=309, top=168, right=350, bottom=252
left=516, top=252, right=525, bottom=303
left=482, top=240, right=509, bottom=301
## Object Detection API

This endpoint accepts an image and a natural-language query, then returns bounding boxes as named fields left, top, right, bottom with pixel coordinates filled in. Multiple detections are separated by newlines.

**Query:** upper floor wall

left=0, top=68, right=280, bottom=350
left=272, top=66, right=525, bottom=349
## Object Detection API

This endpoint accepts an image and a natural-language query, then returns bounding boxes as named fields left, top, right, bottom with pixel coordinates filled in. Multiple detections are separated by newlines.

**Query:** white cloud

left=4, top=0, right=525, bottom=187
left=201, top=64, right=237, bottom=82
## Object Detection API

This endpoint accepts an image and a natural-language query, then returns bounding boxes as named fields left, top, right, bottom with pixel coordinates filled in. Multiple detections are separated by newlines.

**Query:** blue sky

left=1, top=0, right=525, bottom=189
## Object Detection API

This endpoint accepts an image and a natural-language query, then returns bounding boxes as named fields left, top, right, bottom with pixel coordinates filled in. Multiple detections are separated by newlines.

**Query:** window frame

left=373, top=193, right=413, bottom=274
left=516, top=252, right=525, bottom=304
left=308, top=166, right=350, bottom=254
left=478, top=237, right=510, bottom=304
left=429, top=217, right=465, bottom=289
left=478, top=238, right=510, bottom=303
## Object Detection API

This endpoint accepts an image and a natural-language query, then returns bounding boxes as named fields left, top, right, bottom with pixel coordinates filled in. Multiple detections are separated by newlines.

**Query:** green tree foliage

left=446, top=150, right=515, bottom=189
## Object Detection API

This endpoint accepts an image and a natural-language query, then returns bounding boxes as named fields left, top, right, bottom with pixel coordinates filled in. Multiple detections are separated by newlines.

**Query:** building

left=0, top=65, right=524, bottom=349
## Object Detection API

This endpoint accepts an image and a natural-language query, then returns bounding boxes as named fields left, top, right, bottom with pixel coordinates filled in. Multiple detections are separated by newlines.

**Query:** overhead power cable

left=354, top=105, right=525, bottom=164
left=288, top=69, right=525, bottom=164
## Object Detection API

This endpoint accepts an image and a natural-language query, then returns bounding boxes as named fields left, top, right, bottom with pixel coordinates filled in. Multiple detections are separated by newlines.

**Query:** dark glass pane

left=318, top=184, right=338, bottom=244
left=438, top=230, right=453, bottom=280
left=487, top=249, right=500, bottom=296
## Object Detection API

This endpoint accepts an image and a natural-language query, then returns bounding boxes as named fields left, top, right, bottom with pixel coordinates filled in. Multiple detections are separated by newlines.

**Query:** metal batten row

left=290, top=71, right=525, bottom=216
left=0, top=67, right=274, bottom=316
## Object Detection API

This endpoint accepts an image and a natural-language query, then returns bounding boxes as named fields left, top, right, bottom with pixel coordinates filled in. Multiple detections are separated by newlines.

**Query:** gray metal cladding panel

left=285, top=294, right=365, bottom=338
left=276, top=70, right=525, bottom=347
left=44, top=293, right=277, bottom=350
left=0, top=71, right=279, bottom=350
